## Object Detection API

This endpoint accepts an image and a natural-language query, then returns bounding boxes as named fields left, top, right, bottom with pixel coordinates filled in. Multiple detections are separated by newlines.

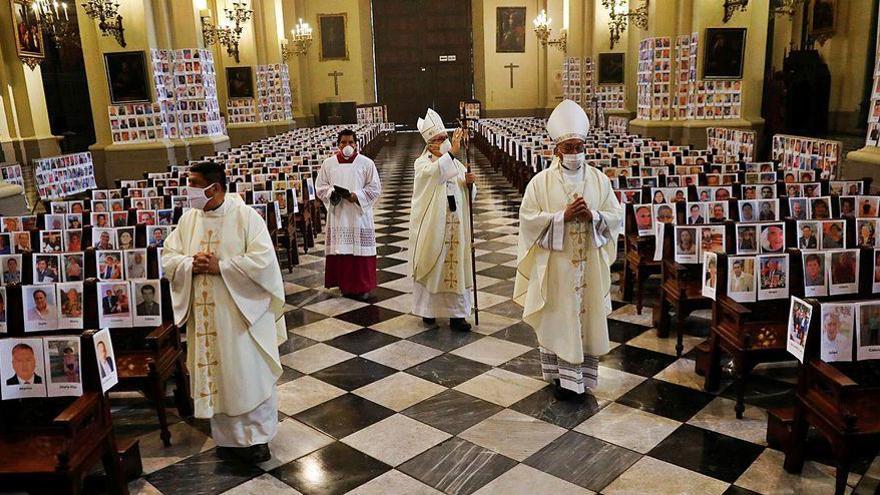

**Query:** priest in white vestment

left=409, top=108, right=477, bottom=332
left=163, top=161, right=286, bottom=463
left=316, top=129, right=382, bottom=299
left=514, top=100, right=624, bottom=400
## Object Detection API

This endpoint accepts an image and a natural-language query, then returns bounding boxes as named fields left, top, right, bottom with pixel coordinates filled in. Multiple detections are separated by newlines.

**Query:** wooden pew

left=0, top=331, right=130, bottom=495
left=622, top=203, right=662, bottom=317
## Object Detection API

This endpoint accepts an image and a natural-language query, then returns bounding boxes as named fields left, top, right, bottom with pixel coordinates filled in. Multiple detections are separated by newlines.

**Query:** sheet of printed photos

left=867, top=12, right=880, bottom=146
left=606, top=116, right=628, bottom=134
left=358, top=104, right=390, bottom=124
left=227, top=98, right=257, bottom=124
left=596, top=84, right=625, bottom=111
left=255, top=64, right=294, bottom=123
left=770, top=134, right=841, bottom=179
left=637, top=37, right=672, bottom=121
left=706, top=127, right=756, bottom=163
left=458, top=102, right=480, bottom=121
left=33, top=152, right=98, bottom=200
left=0, top=163, right=25, bottom=188
left=562, top=56, right=586, bottom=105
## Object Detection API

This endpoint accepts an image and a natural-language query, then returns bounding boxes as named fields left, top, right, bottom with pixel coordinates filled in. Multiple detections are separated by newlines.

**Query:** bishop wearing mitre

left=410, top=108, right=476, bottom=332
left=163, top=161, right=286, bottom=463
left=514, top=100, right=624, bottom=400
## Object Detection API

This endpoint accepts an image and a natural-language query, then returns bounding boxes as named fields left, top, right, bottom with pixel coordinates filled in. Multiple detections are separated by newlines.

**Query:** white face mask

left=187, top=183, right=215, bottom=210
left=561, top=152, right=585, bottom=170
left=341, top=145, right=356, bottom=158
left=438, top=139, right=452, bottom=155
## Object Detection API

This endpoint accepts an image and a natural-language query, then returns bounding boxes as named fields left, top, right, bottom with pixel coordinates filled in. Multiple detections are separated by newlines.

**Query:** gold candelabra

left=80, top=0, right=125, bottom=47
left=281, top=18, right=313, bottom=61
left=602, top=0, right=649, bottom=50
left=201, top=1, right=252, bottom=63
left=32, top=0, right=80, bottom=49
left=532, top=9, right=567, bottom=52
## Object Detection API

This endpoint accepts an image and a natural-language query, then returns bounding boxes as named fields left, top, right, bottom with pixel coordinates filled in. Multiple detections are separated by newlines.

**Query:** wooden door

left=373, top=0, right=473, bottom=128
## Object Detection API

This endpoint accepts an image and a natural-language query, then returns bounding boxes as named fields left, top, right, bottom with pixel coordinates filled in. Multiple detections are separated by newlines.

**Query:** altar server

left=316, top=129, right=382, bottom=300
left=514, top=100, right=624, bottom=399
left=409, top=108, right=476, bottom=331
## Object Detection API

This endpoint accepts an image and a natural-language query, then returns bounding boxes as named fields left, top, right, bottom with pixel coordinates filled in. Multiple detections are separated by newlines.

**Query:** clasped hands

left=564, top=197, right=593, bottom=223
left=192, top=251, right=221, bottom=275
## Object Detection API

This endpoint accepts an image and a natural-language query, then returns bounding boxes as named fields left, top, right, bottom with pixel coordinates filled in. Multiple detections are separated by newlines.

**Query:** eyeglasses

left=557, top=142, right=585, bottom=153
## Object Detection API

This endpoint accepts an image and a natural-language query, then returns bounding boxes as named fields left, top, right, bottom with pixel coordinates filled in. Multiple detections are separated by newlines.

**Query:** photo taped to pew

left=757, top=254, right=789, bottom=300
left=787, top=296, right=812, bottom=363
left=43, top=336, right=83, bottom=397
left=0, top=337, right=48, bottom=399
left=93, top=328, right=118, bottom=393
left=98, top=281, right=132, bottom=328
left=820, top=303, right=855, bottom=363
left=727, top=256, right=756, bottom=302
left=24, top=284, right=59, bottom=332
left=56, top=282, right=84, bottom=329
left=856, top=301, right=880, bottom=360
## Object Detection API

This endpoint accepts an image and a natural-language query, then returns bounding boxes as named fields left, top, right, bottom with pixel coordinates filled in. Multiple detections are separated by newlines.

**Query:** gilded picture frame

left=11, top=0, right=45, bottom=69
left=318, top=13, right=349, bottom=61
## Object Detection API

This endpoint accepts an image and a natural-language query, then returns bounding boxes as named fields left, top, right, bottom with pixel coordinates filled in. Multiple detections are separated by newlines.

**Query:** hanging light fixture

left=771, top=0, right=805, bottom=17
left=200, top=1, right=252, bottom=63
left=601, top=0, right=649, bottom=50
left=532, top=9, right=567, bottom=52
left=722, top=0, right=749, bottom=23
left=281, top=18, right=313, bottom=61
left=80, top=0, right=125, bottom=47
left=32, top=1, right=80, bottom=49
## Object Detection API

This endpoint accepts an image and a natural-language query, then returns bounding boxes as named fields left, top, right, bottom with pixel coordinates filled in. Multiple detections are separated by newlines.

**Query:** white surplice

left=162, top=194, right=286, bottom=445
left=315, top=153, right=381, bottom=256
left=515, top=157, right=624, bottom=368
left=410, top=150, right=476, bottom=318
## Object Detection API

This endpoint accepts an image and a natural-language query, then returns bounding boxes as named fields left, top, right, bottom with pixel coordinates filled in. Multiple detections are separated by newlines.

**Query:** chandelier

left=201, top=1, right=252, bottom=63
left=771, top=0, right=805, bottom=17
left=532, top=9, right=567, bottom=52
left=80, top=0, right=125, bottom=47
left=32, top=1, right=80, bottom=49
left=601, top=0, right=649, bottom=50
left=722, top=0, right=749, bottom=23
left=281, top=18, right=313, bottom=61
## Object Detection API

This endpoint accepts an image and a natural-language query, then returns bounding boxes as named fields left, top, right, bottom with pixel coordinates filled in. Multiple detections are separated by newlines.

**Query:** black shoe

left=215, top=446, right=236, bottom=461
left=244, top=444, right=271, bottom=463
left=422, top=317, right=436, bottom=325
left=552, top=382, right=584, bottom=401
left=344, top=292, right=370, bottom=302
left=450, top=318, right=472, bottom=332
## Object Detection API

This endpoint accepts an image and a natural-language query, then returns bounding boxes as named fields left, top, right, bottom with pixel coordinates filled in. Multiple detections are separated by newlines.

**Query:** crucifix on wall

left=327, top=70, right=343, bottom=96
left=504, top=63, right=519, bottom=89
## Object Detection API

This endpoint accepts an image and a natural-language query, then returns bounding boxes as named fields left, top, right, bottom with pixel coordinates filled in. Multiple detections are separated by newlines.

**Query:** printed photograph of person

left=758, top=185, right=774, bottom=199
left=117, top=228, right=135, bottom=250
left=874, top=249, right=880, bottom=292
left=708, top=202, right=728, bottom=224
left=634, top=204, right=653, bottom=235
left=839, top=197, right=856, bottom=218
left=13, top=231, right=31, bottom=252
left=33, top=254, right=60, bottom=283
left=125, top=249, right=147, bottom=279
left=111, top=211, right=128, bottom=227
left=91, top=212, right=110, bottom=228
left=797, top=222, right=819, bottom=250
left=44, top=214, right=65, bottom=230
left=760, top=223, right=785, bottom=253
left=137, top=210, right=156, bottom=226
left=23, top=285, right=58, bottom=331
left=0, top=339, right=48, bottom=399
left=857, top=302, right=880, bottom=360
left=652, top=189, right=666, bottom=204
left=60, top=252, right=83, bottom=283
left=147, top=226, right=168, bottom=247
left=97, top=251, right=124, bottom=281
left=789, top=198, right=808, bottom=220
left=787, top=297, right=812, bottom=363
left=64, top=229, right=83, bottom=252
left=157, top=209, right=174, bottom=225
left=702, top=252, right=718, bottom=300
left=822, top=221, right=845, bottom=249
left=58, top=282, right=84, bottom=319
left=727, top=257, right=756, bottom=302
left=738, top=201, right=757, bottom=222
left=714, top=188, right=731, bottom=201
left=2, top=216, right=22, bottom=232
left=653, top=204, right=676, bottom=227
left=803, top=252, right=827, bottom=297
left=675, top=227, right=698, bottom=264
left=100, top=282, right=130, bottom=316
left=758, top=254, right=789, bottom=299
left=736, top=224, right=758, bottom=254
left=0, top=233, right=11, bottom=255
left=0, top=286, right=6, bottom=332
left=829, top=250, right=859, bottom=295
left=857, top=218, right=878, bottom=248
left=1, top=255, right=21, bottom=284
left=132, top=280, right=162, bottom=328
left=810, top=197, right=831, bottom=220
left=44, top=337, right=82, bottom=396
left=93, top=228, right=116, bottom=250
left=93, top=329, right=118, bottom=392
left=686, top=203, right=705, bottom=225
left=820, top=304, right=854, bottom=362
left=757, top=200, right=778, bottom=221
left=859, top=196, right=879, bottom=217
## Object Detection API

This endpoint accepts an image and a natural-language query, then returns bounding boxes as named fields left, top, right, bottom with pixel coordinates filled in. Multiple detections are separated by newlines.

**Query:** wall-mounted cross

left=328, top=70, right=344, bottom=96
left=504, top=63, right=519, bottom=89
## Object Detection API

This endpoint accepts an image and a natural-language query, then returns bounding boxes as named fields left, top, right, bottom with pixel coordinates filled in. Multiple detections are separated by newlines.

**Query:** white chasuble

left=514, top=158, right=624, bottom=364
left=409, top=150, right=476, bottom=318
left=162, top=194, right=286, bottom=419
left=315, top=153, right=381, bottom=256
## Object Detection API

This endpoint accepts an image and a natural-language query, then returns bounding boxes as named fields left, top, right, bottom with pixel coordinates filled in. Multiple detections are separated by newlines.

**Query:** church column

left=282, top=0, right=313, bottom=125
left=78, top=0, right=179, bottom=187
left=0, top=0, right=61, bottom=165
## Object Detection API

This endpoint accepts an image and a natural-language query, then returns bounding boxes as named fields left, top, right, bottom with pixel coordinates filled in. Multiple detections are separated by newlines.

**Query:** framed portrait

left=808, top=0, right=836, bottom=38
left=104, top=51, right=151, bottom=104
left=703, top=28, right=747, bottom=79
left=318, top=13, right=349, bottom=61
left=496, top=7, right=526, bottom=53
left=11, top=0, right=45, bottom=62
left=598, top=53, right=625, bottom=84
left=226, top=67, right=254, bottom=99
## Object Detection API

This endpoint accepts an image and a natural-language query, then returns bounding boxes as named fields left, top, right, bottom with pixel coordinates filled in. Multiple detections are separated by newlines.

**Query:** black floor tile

left=376, top=257, right=407, bottom=269
left=325, top=328, right=400, bottom=355
left=498, top=348, right=543, bottom=380
left=616, top=378, right=715, bottom=422
left=477, top=265, right=517, bottom=280
left=270, top=442, right=391, bottom=495
left=310, top=357, right=397, bottom=391
left=408, top=327, right=484, bottom=352
left=145, top=449, right=263, bottom=495
left=398, top=438, right=516, bottom=495
left=607, top=319, right=652, bottom=343
left=493, top=321, right=538, bottom=347
left=405, top=353, right=493, bottom=387
left=335, top=305, right=403, bottom=328
left=294, top=394, right=395, bottom=439
left=648, top=424, right=765, bottom=483
left=510, top=387, right=603, bottom=429
left=402, top=389, right=503, bottom=435
left=485, top=300, right=525, bottom=320
left=285, top=309, right=328, bottom=330
left=600, top=345, right=678, bottom=377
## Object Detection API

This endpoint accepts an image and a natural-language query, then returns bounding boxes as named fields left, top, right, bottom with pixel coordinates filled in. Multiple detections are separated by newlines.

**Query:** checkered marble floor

left=111, top=133, right=880, bottom=495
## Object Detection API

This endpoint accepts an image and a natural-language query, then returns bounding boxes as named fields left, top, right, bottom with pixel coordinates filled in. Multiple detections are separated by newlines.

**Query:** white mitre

left=417, top=108, right=447, bottom=143
left=546, top=99, right=590, bottom=144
